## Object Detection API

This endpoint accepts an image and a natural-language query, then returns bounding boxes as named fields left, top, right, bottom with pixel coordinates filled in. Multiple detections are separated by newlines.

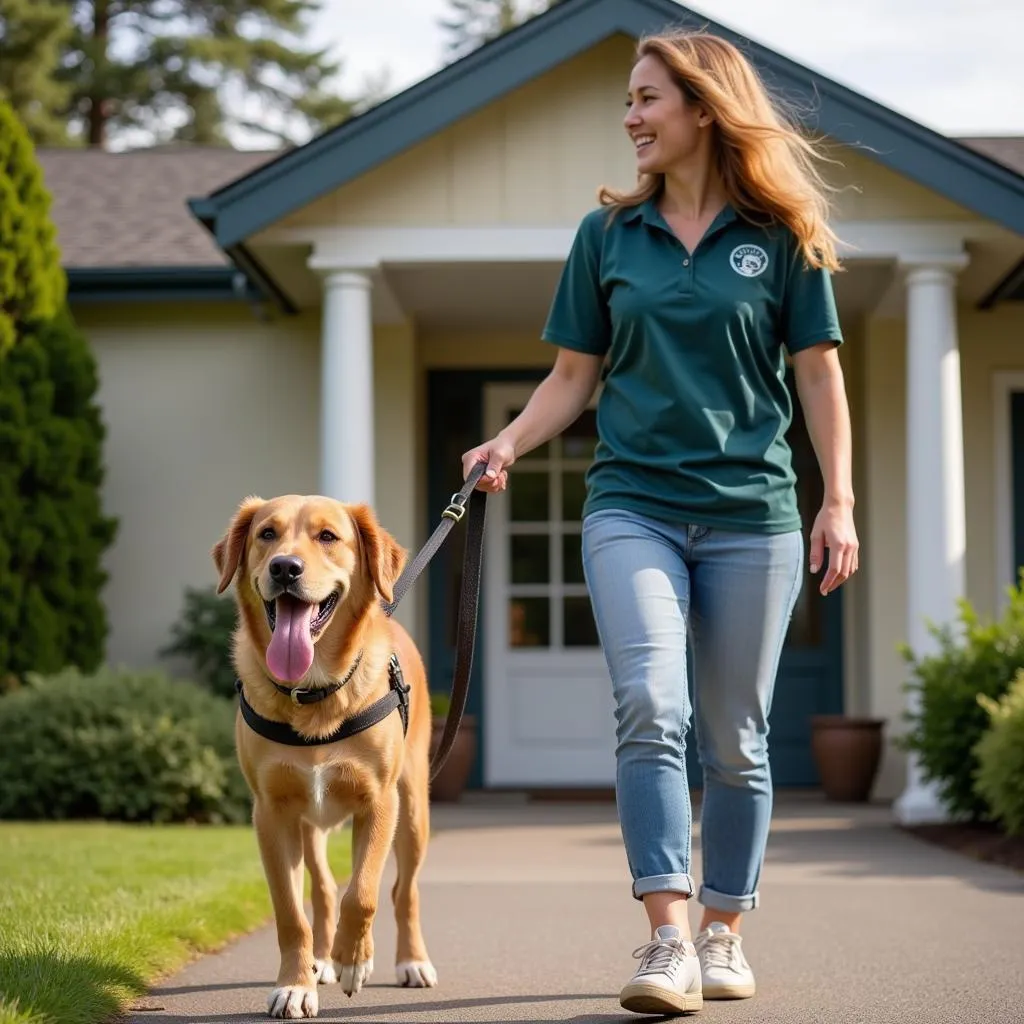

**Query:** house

left=41, top=0, right=1024, bottom=817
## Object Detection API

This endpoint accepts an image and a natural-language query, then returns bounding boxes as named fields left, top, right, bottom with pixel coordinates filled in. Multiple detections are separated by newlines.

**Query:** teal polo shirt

left=541, top=198, right=843, bottom=534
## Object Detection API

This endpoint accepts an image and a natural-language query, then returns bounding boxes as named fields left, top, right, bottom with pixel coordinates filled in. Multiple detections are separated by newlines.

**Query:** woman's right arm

left=461, top=347, right=604, bottom=492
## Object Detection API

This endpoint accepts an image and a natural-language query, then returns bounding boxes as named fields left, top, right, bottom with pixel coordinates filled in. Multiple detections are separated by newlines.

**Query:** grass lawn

left=0, top=821, right=352, bottom=1024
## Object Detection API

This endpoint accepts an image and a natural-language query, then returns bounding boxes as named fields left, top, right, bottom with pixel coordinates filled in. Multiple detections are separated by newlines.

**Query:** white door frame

left=481, top=382, right=613, bottom=787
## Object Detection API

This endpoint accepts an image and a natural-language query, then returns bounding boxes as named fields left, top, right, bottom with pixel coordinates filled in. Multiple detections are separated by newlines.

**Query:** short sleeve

left=782, top=233, right=844, bottom=355
left=541, top=210, right=612, bottom=357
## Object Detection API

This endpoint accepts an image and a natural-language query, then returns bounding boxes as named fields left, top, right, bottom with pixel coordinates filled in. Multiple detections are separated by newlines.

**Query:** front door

left=482, top=384, right=616, bottom=787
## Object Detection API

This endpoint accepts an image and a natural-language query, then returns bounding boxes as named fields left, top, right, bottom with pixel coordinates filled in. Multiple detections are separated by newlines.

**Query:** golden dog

left=212, top=494, right=437, bottom=1020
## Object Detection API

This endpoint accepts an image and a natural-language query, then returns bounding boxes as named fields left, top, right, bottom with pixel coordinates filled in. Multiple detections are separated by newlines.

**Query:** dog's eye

left=259, top=527, right=276, bottom=541
left=318, top=529, right=338, bottom=543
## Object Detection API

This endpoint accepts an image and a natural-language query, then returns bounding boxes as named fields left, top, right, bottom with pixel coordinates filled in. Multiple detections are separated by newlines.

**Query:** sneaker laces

left=699, top=930, right=743, bottom=971
left=631, top=935, right=685, bottom=979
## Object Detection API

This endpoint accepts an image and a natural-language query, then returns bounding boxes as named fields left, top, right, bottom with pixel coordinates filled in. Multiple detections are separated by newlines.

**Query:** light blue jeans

left=580, top=508, right=804, bottom=913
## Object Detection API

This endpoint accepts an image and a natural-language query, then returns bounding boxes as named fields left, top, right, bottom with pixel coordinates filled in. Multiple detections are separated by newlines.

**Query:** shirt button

left=682, top=258, right=690, bottom=266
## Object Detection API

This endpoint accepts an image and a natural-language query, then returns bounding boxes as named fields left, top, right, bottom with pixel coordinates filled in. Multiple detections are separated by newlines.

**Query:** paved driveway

left=127, top=794, right=1024, bottom=1024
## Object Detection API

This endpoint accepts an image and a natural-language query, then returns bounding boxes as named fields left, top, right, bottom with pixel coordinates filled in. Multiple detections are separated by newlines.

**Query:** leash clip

left=442, top=492, right=468, bottom=522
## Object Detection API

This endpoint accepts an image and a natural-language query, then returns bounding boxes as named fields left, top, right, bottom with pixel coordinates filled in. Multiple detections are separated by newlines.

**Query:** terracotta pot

left=428, top=714, right=478, bottom=803
left=810, top=715, right=886, bottom=803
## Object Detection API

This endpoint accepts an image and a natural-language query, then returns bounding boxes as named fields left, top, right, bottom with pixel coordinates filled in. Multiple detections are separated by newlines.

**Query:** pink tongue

left=266, top=597, right=316, bottom=683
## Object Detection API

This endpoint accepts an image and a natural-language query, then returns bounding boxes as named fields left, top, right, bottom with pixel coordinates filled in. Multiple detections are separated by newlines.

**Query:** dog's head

left=212, top=495, right=406, bottom=684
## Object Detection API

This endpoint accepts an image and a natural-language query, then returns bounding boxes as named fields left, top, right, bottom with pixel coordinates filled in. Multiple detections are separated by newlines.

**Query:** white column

left=894, top=258, right=968, bottom=825
left=320, top=270, right=375, bottom=506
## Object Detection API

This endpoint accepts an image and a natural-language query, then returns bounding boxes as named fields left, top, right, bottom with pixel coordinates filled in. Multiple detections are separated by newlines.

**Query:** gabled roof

left=189, top=0, right=1024, bottom=250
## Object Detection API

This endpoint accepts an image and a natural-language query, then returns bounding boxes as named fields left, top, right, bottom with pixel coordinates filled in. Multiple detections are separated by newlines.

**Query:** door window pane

left=509, top=598, right=550, bottom=647
left=510, top=535, right=549, bottom=584
left=510, top=472, right=549, bottom=521
left=561, top=472, right=587, bottom=522
left=563, top=409, right=597, bottom=459
left=564, top=596, right=599, bottom=647
left=562, top=533, right=585, bottom=584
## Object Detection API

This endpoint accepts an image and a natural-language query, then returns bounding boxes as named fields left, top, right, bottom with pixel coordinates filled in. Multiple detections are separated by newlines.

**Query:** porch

left=298, top=222, right=987, bottom=817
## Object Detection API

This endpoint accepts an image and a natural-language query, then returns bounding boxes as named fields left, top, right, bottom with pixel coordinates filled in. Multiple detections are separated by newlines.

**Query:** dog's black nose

left=269, top=555, right=304, bottom=582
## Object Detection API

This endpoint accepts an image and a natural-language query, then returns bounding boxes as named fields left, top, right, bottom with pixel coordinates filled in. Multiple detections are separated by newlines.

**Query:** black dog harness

left=233, top=462, right=487, bottom=774
left=235, top=653, right=410, bottom=747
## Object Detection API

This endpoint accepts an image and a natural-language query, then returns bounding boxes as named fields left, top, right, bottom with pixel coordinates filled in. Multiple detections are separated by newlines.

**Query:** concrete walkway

left=128, top=794, right=1024, bottom=1024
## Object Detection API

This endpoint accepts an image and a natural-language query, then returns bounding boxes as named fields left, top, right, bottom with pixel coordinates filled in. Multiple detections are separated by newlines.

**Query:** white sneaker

left=694, top=922, right=756, bottom=999
left=619, top=924, right=703, bottom=1015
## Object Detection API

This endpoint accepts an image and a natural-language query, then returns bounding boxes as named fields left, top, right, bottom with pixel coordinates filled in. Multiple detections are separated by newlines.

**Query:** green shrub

left=161, top=585, right=239, bottom=699
left=0, top=666, right=250, bottom=824
left=0, top=100, right=118, bottom=684
left=900, top=579, right=1024, bottom=820
left=973, top=670, right=1024, bottom=836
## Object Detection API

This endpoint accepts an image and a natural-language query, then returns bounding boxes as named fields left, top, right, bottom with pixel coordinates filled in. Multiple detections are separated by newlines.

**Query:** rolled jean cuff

left=632, top=873, right=696, bottom=902
left=699, top=884, right=759, bottom=913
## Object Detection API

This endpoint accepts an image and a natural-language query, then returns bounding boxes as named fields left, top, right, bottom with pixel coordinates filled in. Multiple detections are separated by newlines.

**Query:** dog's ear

left=350, top=504, right=406, bottom=604
left=212, top=496, right=265, bottom=595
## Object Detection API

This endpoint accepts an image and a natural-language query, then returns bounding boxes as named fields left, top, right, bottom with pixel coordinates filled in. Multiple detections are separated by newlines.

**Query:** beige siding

left=261, top=35, right=977, bottom=239
left=825, top=146, right=978, bottom=222
left=78, top=304, right=421, bottom=674
left=267, top=35, right=640, bottom=233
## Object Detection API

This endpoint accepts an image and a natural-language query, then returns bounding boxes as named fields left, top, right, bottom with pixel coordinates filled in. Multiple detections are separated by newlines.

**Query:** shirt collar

left=620, top=194, right=738, bottom=237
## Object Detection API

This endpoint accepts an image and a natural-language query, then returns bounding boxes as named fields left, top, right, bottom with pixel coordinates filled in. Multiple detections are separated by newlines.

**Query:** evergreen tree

left=0, top=100, right=118, bottom=686
left=0, top=0, right=73, bottom=145
left=439, top=0, right=564, bottom=62
left=57, top=0, right=355, bottom=148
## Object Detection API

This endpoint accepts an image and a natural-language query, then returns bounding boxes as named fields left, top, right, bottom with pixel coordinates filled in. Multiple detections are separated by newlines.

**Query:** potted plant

left=809, top=714, right=886, bottom=802
left=428, top=691, right=478, bottom=803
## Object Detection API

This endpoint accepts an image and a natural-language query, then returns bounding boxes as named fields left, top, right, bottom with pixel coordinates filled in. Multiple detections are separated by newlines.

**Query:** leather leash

left=380, top=461, right=488, bottom=781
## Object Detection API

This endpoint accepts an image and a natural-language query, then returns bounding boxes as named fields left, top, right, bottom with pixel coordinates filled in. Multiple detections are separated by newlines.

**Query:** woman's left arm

left=791, top=342, right=860, bottom=595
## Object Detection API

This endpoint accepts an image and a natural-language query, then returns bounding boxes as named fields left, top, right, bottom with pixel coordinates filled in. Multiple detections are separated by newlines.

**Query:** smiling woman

left=461, top=26, right=856, bottom=1017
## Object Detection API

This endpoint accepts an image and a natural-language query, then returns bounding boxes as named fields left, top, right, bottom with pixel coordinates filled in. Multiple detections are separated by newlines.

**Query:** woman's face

left=624, top=53, right=709, bottom=175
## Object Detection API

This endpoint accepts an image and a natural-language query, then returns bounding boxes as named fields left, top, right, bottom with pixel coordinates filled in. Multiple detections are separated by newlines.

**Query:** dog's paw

left=267, top=984, right=318, bottom=1019
left=396, top=960, right=438, bottom=988
left=334, top=957, right=373, bottom=997
left=313, top=959, right=337, bottom=985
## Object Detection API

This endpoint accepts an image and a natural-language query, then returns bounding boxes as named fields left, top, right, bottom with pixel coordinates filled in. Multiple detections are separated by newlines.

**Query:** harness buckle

left=441, top=492, right=468, bottom=522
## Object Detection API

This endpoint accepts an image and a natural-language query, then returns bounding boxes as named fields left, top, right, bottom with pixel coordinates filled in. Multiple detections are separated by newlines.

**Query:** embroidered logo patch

left=729, top=244, right=769, bottom=278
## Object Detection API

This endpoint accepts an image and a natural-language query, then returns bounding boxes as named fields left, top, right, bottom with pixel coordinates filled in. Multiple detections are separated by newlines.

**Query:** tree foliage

left=439, top=0, right=565, bottom=62
left=0, top=99, right=117, bottom=685
left=1, top=0, right=380, bottom=148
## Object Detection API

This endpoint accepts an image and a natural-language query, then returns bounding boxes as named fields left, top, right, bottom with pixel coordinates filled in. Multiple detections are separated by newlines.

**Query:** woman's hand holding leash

left=461, top=434, right=515, bottom=493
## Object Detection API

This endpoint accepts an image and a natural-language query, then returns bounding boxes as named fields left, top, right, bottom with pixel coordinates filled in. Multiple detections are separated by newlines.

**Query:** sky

left=305, top=0, right=1024, bottom=138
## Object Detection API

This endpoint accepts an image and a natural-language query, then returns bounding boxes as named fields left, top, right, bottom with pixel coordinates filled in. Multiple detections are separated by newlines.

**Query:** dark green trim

left=66, top=265, right=263, bottom=304
left=1011, top=392, right=1024, bottom=578
left=227, top=243, right=298, bottom=315
left=189, top=0, right=1024, bottom=250
left=979, top=255, right=1024, bottom=310
left=426, top=368, right=548, bottom=790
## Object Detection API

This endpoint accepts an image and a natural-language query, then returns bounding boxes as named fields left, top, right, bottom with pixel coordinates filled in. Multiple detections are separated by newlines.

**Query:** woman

left=462, top=30, right=858, bottom=1017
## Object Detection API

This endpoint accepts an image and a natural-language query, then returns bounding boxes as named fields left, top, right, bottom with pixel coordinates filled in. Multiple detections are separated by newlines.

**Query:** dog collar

left=235, top=654, right=410, bottom=747
left=267, top=650, right=364, bottom=705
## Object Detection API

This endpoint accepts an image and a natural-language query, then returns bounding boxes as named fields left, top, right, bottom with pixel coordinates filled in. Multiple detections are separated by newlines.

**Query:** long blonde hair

left=600, top=30, right=844, bottom=272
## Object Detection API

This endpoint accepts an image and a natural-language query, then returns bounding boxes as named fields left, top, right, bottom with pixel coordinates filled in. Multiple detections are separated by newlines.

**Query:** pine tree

left=0, top=100, right=118, bottom=686
left=56, top=0, right=357, bottom=148
left=439, top=0, right=564, bottom=62
left=0, top=0, right=73, bottom=145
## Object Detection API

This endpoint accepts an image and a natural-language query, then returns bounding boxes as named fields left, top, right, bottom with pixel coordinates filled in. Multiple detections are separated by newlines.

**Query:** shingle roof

left=35, top=134, right=1024, bottom=271
left=36, top=144, right=281, bottom=268
left=957, top=136, right=1024, bottom=176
